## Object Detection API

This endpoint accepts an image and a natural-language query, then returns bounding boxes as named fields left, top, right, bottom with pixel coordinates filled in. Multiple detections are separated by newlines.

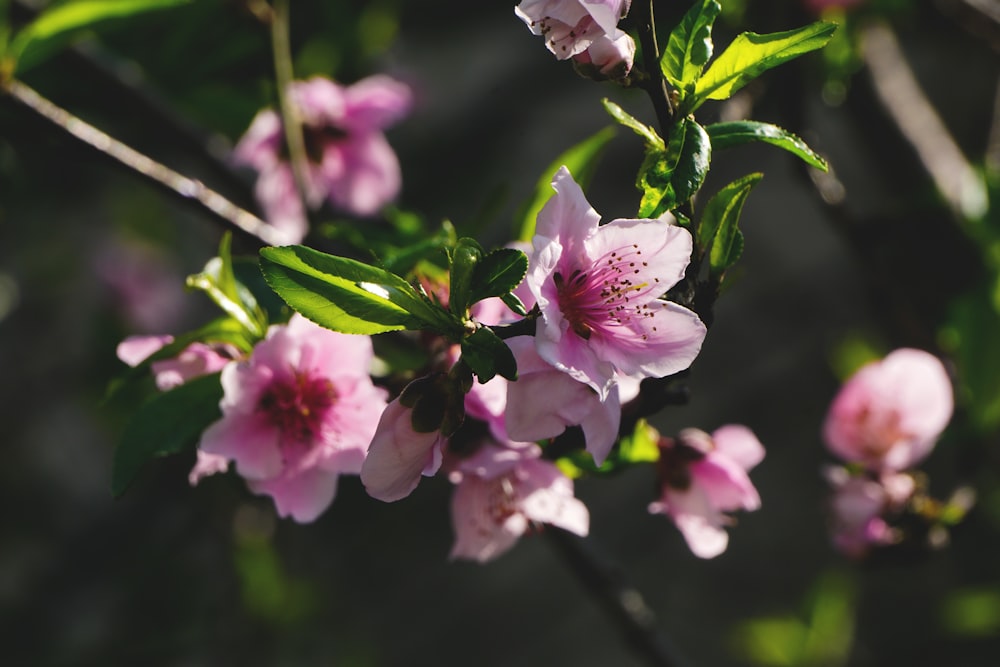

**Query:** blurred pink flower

left=448, top=443, right=589, bottom=562
left=117, top=335, right=233, bottom=391
left=649, top=425, right=764, bottom=558
left=234, top=75, right=412, bottom=242
left=360, top=395, right=446, bottom=503
left=197, top=314, right=387, bottom=522
left=825, top=466, right=914, bottom=558
left=823, top=348, right=953, bottom=471
left=526, top=166, right=706, bottom=400
left=516, top=0, right=635, bottom=74
left=95, top=238, right=186, bottom=332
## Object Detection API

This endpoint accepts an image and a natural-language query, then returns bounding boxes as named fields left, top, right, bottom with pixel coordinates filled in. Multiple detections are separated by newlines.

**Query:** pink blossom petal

left=711, top=424, right=766, bottom=471
left=360, top=399, right=445, bottom=502
left=449, top=474, right=528, bottom=562
left=116, top=335, right=173, bottom=367
left=323, top=133, right=401, bottom=217
left=342, top=75, right=413, bottom=132
left=584, top=217, right=691, bottom=300
left=200, top=413, right=282, bottom=480
left=248, top=467, right=339, bottom=523
left=692, top=456, right=761, bottom=512
left=188, top=450, right=229, bottom=486
left=534, top=166, right=600, bottom=257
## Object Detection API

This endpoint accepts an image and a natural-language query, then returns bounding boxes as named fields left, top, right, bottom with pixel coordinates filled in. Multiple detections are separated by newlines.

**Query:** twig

left=544, top=528, right=691, bottom=667
left=2, top=78, right=289, bottom=246
left=631, top=0, right=675, bottom=135
left=861, top=20, right=988, bottom=221
left=271, top=0, right=313, bottom=225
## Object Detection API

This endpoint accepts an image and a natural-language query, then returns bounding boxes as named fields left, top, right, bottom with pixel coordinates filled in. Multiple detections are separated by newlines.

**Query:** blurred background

left=2, top=0, right=1000, bottom=665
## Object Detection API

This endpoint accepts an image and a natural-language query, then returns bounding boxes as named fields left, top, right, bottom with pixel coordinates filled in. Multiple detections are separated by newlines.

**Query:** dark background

left=2, top=1, right=999, bottom=665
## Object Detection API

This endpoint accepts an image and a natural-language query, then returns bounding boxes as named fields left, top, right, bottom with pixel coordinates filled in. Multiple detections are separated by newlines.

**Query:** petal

left=711, top=424, right=765, bottom=471
left=592, top=299, right=706, bottom=380
left=248, top=467, right=339, bottom=523
left=534, top=166, right=600, bottom=258
left=116, top=335, right=172, bottom=367
left=449, top=474, right=525, bottom=563
left=199, top=413, right=283, bottom=481
left=360, top=400, right=443, bottom=502
left=252, top=165, right=309, bottom=244
left=692, top=456, right=761, bottom=512
left=323, top=133, right=401, bottom=217
left=188, top=450, right=229, bottom=486
left=585, top=218, right=692, bottom=300
left=674, top=512, right=730, bottom=559
left=581, top=0, right=630, bottom=34
left=342, top=75, right=413, bottom=131
left=288, top=77, right=347, bottom=127
left=517, top=460, right=590, bottom=536
left=233, top=109, right=283, bottom=170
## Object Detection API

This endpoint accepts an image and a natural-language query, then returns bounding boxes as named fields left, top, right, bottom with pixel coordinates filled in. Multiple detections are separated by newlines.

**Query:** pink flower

left=197, top=314, right=388, bottom=522
left=234, top=75, right=412, bottom=242
left=526, top=166, right=706, bottom=400
left=516, top=0, right=635, bottom=74
left=117, top=335, right=234, bottom=391
left=823, top=348, right=953, bottom=472
left=572, top=31, right=635, bottom=78
left=504, top=336, right=624, bottom=464
left=825, top=466, right=914, bottom=558
left=449, top=443, right=589, bottom=562
left=649, top=425, right=764, bottom=558
left=360, top=396, right=446, bottom=503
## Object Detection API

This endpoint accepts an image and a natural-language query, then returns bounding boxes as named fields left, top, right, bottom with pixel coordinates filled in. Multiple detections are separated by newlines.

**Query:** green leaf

left=636, top=118, right=711, bottom=217
left=699, top=173, right=763, bottom=277
left=187, top=233, right=267, bottom=339
left=10, top=0, right=193, bottom=73
left=461, top=327, right=517, bottom=383
left=470, top=248, right=528, bottom=304
left=602, top=99, right=663, bottom=148
left=501, top=291, right=529, bottom=317
left=940, top=288, right=1000, bottom=432
left=706, top=121, right=828, bottom=170
left=661, top=0, right=722, bottom=96
left=516, top=126, right=617, bottom=241
left=449, top=237, right=483, bottom=317
left=260, top=246, right=456, bottom=336
left=671, top=118, right=712, bottom=204
left=692, top=21, right=837, bottom=109
left=111, top=372, right=223, bottom=496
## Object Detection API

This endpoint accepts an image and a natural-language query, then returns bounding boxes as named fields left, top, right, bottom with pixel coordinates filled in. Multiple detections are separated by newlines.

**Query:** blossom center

left=258, top=371, right=337, bottom=442
left=856, top=407, right=908, bottom=458
left=553, top=244, right=656, bottom=341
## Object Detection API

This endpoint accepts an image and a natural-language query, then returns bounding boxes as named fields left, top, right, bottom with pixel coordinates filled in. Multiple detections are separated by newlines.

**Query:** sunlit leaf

left=260, top=246, right=456, bottom=336
left=602, top=99, right=662, bottom=148
left=661, top=0, right=721, bottom=96
left=692, top=22, right=837, bottom=109
left=187, top=233, right=267, bottom=338
left=699, top=173, right=763, bottom=276
left=111, top=372, right=222, bottom=497
left=10, top=0, right=193, bottom=73
left=707, top=120, right=828, bottom=171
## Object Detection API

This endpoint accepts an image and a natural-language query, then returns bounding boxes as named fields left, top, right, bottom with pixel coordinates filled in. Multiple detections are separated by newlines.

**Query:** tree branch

left=2, top=79, right=288, bottom=246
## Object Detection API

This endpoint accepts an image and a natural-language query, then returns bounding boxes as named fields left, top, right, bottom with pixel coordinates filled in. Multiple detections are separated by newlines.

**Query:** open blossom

left=649, top=425, right=764, bottom=558
left=527, top=166, right=706, bottom=400
left=515, top=0, right=635, bottom=74
left=234, top=75, right=412, bottom=243
left=196, top=314, right=387, bottom=522
left=823, top=348, right=953, bottom=472
left=117, top=335, right=234, bottom=391
left=825, top=466, right=914, bottom=558
left=448, top=443, right=589, bottom=562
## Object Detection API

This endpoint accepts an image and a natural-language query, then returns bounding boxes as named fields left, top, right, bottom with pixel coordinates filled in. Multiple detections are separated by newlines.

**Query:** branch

left=631, top=0, right=676, bottom=135
left=544, top=528, right=691, bottom=667
left=861, top=20, right=988, bottom=221
left=2, top=79, right=288, bottom=246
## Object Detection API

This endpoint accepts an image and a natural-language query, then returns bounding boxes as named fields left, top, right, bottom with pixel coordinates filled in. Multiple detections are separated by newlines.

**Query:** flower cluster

left=235, top=75, right=412, bottom=243
left=821, top=348, right=955, bottom=557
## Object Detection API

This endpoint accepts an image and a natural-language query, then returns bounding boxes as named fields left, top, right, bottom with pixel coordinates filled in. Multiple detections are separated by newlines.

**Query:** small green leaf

left=699, top=173, right=763, bottom=277
left=187, top=233, right=267, bottom=338
left=260, top=246, right=456, bottom=336
left=470, top=248, right=528, bottom=304
left=501, top=292, right=529, bottom=317
left=602, top=99, right=663, bottom=148
left=661, top=0, right=722, bottom=96
left=707, top=121, right=828, bottom=170
left=637, top=148, right=676, bottom=217
left=449, top=237, right=483, bottom=317
left=112, top=372, right=223, bottom=496
left=516, top=126, right=617, bottom=241
left=692, top=22, right=837, bottom=109
left=461, top=327, right=517, bottom=383
left=10, top=0, right=193, bottom=73
left=671, top=118, right=712, bottom=204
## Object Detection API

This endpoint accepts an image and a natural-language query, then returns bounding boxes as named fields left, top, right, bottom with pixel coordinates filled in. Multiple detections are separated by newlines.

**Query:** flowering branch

left=1, top=79, right=286, bottom=246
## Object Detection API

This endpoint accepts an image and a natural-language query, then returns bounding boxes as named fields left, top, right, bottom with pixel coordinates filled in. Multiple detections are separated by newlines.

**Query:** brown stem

left=2, top=79, right=287, bottom=246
